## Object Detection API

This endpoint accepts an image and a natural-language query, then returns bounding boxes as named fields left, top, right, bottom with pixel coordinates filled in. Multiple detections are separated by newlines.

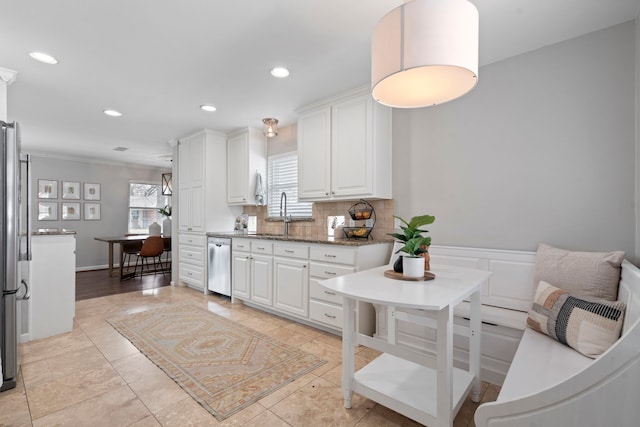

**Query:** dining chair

left=122, top=235, right=144, bottom=272
left=133, top=236, right=166, bottom=278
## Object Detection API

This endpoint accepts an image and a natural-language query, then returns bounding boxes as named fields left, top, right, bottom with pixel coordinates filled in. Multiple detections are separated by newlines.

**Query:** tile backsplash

left=243, top=199, right=394, bottom=241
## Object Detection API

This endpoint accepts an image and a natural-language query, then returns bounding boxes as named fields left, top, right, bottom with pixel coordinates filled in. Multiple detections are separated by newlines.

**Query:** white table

left=320, top=264, right=491, bottom=427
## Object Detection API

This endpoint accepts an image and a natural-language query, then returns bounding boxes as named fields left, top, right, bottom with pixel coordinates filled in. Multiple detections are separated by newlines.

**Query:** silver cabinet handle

left=324, top=313, right=336, bottom=319
left=325, top=271, right=336, bottom=276
left=285, top=249, right=294, bottom=253
left=324, top=290, right=336, bottom=296
left=324, top=254, right=336, bottom=258
left=257, top=247, right=265, bottom=250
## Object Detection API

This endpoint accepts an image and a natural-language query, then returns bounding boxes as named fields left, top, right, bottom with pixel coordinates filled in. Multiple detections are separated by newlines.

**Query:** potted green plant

left=389, top=214, right=435, bottom=277
left=157, top=205, right=172, bottom=237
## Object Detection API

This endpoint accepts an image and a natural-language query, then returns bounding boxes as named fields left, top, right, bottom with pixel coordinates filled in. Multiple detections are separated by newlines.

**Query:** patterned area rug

left=108, top=304, right=326, bottom=420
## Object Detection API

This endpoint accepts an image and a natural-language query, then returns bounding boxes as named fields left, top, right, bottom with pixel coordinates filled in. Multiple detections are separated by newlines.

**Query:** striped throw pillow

left=527, top=280, right=625, bottom=358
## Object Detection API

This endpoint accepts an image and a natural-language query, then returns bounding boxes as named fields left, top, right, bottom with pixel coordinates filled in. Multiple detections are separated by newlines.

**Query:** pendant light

left=371, top=0, right=479, bottom=108
left=161, top=173, right=172, bottom=196
left=262, top=118, right=278, bottom=137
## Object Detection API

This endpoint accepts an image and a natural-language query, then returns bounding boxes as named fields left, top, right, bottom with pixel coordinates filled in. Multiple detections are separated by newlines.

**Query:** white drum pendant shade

left=371, top=0, right=479, bottom=108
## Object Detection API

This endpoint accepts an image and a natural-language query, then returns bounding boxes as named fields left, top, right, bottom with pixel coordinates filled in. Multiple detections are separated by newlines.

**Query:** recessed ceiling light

left=29, top=51, right=58, bottom=64
left=200, top=105, right=216, bottom=112
left=103, top=109, right=122, bottom=117
left=270, top=67, right=290, bottom=78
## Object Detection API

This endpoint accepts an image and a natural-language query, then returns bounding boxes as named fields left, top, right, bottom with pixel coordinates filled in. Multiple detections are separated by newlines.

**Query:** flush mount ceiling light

left=103, top=109, right=122, bottom=117
left=200, top=104, right=216, bottom=112
left=371, top=0, right=479, bottom=108
left=262, top=118, right=278, bottom=137
left=29, top=51, right=58, bottom=64
left=270, top=67, right=290, bottom=78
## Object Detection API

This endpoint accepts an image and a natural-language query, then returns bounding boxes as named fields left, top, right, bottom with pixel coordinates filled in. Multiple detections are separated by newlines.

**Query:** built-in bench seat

left=474, top=260, right=640, bottom=426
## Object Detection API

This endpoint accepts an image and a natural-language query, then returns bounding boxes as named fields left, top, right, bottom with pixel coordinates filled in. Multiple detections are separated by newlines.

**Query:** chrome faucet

left=280, top=191, right=291, bottom=236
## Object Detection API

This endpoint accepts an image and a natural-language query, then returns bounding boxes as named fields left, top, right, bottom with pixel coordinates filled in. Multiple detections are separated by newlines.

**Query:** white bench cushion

left=498, top=328, right=592, bottom=402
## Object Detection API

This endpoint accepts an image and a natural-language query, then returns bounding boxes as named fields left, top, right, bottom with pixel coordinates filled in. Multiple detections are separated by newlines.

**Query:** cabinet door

left=178, top=142, right=192, bottom=231
left=226, top=131, right=249, bottom=204
left=232, top=252, right=251, bottom=299
left=331, top=94, right=373, bottom=197
left=178, top=134, right=205, bottom=232
left=273, top=257, right=309, bottom=318
left=298, top=107, right=331, bottom=199
left=188, top=136, right=205, bottom=232
left=251, top=254, right=273, bottom=306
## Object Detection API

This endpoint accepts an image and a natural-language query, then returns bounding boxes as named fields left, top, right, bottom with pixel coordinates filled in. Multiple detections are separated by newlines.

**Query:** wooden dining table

left=94, top=235, right=171, bottom=280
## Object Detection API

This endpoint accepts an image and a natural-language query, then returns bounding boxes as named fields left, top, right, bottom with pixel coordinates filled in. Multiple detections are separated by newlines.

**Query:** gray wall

left=392, top=21, right=637, bottom=259
left=30, top=155, right=171, bottom=269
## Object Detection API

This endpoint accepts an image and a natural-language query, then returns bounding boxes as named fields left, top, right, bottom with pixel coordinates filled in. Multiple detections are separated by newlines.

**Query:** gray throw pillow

left=534, top=243, right=625, bottom=301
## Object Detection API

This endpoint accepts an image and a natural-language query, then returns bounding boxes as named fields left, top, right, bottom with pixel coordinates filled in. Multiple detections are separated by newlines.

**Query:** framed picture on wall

left=62, top=202, right=81, bottom=220
left=37, top=179, right=58, bottom=199
left=84, top=183, right=101, bottom=200
left=62, top=181, right=81, bottom=199
left=38, top=202, right=58, bottom=220
left=84, top=203, right=101, bottom=220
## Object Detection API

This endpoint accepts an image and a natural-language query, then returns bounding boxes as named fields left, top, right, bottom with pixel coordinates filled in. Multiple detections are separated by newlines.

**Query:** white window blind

left=267, top=153, right=312, bottom=218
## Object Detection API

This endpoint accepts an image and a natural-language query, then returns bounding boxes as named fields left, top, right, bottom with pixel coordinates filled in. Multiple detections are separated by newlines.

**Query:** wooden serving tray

left=383, top=270, right=436, bottom=281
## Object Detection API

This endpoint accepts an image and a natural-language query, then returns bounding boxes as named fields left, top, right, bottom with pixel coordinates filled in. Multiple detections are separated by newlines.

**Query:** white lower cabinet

left=231, top=239, right=273, bottom=306
left=273, top=256, right=309, bottom=318
left=232, top=250, right=251, bottom=299
left=178, top=233, right=207, bottom=291
left=27, top=234, right=76, bottom=341
left=251, top=253, right=273, bottom=306
left=231, top=237, right=391, bottom=333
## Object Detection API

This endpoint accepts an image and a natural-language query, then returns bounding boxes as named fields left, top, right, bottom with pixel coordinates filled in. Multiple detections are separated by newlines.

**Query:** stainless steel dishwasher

left=207, top=237, right=231, bottom=296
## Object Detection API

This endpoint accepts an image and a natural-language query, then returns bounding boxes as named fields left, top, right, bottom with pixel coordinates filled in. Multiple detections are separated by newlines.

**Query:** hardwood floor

left=75, top=268, right=171, bottom=301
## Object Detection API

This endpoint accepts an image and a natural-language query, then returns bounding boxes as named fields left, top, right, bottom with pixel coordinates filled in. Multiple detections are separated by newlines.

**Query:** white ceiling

left=1, top=0, right=639, bottom=168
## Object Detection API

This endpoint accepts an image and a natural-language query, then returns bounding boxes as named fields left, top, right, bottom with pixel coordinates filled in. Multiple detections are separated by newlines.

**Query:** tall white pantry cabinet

left=177, top=129, right=241, bottom=291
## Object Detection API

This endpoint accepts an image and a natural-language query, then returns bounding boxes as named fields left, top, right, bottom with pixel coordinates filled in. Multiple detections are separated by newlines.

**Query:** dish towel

left=254, top=172, right=266, bottom=206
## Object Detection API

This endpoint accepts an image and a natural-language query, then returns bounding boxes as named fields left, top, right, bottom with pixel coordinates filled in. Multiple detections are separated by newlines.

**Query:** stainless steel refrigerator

left=1, top=121, right=31, bottom=392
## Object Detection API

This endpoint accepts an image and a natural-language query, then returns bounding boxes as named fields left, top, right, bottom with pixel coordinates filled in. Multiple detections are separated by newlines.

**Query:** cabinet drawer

left=251, top=241, right=273, bottom=255
left=179, top=233, right=206, bottom=246
left=274, top=243, right=309, bottom=259
left=179, top=245, right=205, bottom=265
left=310, top=300, right=343, bottom=330
left=232, top=239, right=251, bottom=252
left=310, top=262, right=355, bottom=279
left=310, top=246, right=357, bottom=265
left=310, top=279, right=343, bottom=305
left=179, top=262, right=204, bottom=286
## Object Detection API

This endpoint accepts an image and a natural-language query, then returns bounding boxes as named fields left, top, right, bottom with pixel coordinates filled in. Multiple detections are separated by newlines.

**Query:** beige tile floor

left=0, top=286, right=499, bottom=426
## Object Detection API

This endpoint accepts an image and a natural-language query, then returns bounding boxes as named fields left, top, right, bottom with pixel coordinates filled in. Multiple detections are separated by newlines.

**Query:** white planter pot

left=403, top=256, right=425, bottom=278
left=149, top=222, right=161, bottom=236
left=162, top=217, right=172, bottom=237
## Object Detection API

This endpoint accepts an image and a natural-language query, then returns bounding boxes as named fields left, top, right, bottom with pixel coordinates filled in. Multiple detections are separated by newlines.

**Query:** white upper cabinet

left=297, top=107, right=332, bottom=199
left=297, top=86, right=392, bottom=201
left=226, top=127, right=267, bottom=205
left=177, top=129, right=241, bottom=233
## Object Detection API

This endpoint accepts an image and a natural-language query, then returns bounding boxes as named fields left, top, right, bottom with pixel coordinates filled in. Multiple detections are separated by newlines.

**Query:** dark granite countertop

left=32, top=229, right=77, bottom=236
left=206, top=232, right=392, bottom=247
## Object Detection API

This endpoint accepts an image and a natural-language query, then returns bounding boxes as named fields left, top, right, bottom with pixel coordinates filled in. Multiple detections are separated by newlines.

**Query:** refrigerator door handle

left=19, top=154, right=32, bottom=261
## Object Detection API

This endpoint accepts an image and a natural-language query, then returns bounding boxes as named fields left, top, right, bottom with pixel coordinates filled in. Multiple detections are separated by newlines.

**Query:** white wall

left=393, top=21, right=636, bottom=259
left=30, top=155, right=171, bottom=269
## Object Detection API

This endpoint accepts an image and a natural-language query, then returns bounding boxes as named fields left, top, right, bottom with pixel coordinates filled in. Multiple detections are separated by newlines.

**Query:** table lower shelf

left=353, top=353, right=474, bottom=425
